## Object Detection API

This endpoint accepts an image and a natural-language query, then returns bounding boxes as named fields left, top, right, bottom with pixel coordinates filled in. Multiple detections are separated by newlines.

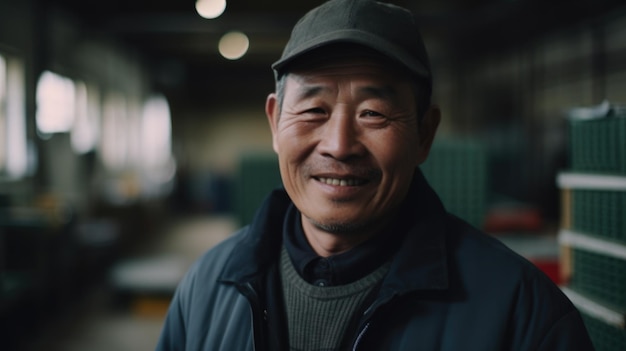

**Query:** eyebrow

left=358, top=85, right=400, bottom=100
left=295, top=85, right=327, bottom=100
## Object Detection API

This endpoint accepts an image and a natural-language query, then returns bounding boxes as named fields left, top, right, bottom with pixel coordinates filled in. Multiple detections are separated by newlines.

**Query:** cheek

left=371, top=130, right=420, bottom=171
left=275, top=127, right=312, bottom=186
left=277, top=122, right=319, bottom=163
left=277, top=154, right=301, bottom=204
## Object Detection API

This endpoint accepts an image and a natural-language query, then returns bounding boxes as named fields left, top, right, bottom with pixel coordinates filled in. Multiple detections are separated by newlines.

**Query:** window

left=71, top=81, right=100, bottom=154
left=141, top=94, right=172, bottom=171
left=0, top=54, right=7, bottom=171
left=0, top=53, right=28, bottom=179
left=101, top=92, right=128, bottom=171
left=140, top=94, right=175, bottom=196
left=36, top=70, right=76, bottom=135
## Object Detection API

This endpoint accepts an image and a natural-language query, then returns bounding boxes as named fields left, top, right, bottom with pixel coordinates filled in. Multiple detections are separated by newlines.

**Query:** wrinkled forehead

left=282, top=56, right=420, bottom=115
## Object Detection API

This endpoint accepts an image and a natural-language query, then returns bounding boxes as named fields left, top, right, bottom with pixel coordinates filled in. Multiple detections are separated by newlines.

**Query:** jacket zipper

left=350, top=302, right=377, bottom=351
left=351, top=293, right=395, bottom=350
left=237, top=282, right=266, bottom=351
left=352, top=322, right=370, bottom=351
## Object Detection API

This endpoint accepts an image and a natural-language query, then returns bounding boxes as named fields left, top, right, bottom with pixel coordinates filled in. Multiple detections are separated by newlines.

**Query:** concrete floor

left=20, top=214, right=237, bottom=351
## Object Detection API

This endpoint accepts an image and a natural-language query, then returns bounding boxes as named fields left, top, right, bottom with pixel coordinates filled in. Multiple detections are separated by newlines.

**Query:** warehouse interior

left=1, top=0, right=626, bottom=350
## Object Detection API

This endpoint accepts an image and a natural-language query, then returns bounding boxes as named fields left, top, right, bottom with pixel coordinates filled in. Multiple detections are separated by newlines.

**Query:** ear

left=265, top=93, right=280, bottom=154
left=415, top=104, right=441, bottom=165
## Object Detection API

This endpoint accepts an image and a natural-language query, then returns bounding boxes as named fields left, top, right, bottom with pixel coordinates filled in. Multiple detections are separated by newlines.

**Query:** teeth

left=318, top=177, right=362, bottom=186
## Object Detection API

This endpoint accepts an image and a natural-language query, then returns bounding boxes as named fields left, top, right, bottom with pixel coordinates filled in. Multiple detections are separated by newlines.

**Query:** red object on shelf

left=484, top=206, right=544, bottom=233
left=529, top=258, right=561, bottom=286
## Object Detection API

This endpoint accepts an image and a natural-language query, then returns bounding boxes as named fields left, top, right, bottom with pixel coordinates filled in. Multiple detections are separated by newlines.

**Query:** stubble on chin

left=306, top=215, right=371, bottom=236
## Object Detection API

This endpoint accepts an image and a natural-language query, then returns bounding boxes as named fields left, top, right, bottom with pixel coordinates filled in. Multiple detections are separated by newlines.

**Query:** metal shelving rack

left=557, top=102, right=626, bottom=350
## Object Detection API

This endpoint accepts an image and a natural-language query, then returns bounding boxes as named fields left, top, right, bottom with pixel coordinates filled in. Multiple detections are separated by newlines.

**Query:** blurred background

left=1, top=0, right=626, bottom=350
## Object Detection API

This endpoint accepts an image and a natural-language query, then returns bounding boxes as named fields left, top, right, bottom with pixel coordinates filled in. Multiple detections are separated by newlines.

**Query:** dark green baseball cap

left=272, top=0, right=432, bottom=82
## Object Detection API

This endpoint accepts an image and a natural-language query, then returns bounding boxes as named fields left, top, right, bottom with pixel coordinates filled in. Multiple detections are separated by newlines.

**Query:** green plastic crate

left=234, top=152, right=282, bottom=226
left=580, top=312, right=626, bottom=351
left=420, top=138, right=488, bottom=229
left=568, top=115, right=626, bottom=174
left=572, top=190, right=626, bottom=244
left=570, top=248, right=626, bottom=311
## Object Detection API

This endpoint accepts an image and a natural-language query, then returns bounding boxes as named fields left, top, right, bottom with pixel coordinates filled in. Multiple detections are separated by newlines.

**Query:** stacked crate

left=234, top=152, right=282, bottom=226
left=420, top=138, right=488, bottom=229
left=558, top=101, right=626, bottom=351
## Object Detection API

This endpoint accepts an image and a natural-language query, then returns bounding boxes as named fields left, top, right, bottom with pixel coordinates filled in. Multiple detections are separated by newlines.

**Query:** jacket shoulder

left=445, top=215, right=592, bottom=349
left=156, top=226, right=255, bottom=350
left=446, top=214, right=553, bottom=283
left=183, top=226, right=249, bottom=286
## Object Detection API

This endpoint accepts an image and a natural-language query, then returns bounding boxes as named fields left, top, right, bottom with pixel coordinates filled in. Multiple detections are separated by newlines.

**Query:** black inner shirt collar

left=282, top=202, right=413, bottom=287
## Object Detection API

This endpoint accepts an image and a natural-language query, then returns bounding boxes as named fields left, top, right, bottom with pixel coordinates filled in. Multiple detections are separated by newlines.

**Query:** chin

left=310, top=216, right=370, bottom=236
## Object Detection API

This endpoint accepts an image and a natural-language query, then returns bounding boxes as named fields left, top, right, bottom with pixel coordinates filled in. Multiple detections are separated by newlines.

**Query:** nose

left=317, top=111, right=365, bottom=161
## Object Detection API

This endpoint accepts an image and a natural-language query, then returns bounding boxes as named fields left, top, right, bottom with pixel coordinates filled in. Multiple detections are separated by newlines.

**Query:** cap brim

left=272, top=29, right=430, bottom=79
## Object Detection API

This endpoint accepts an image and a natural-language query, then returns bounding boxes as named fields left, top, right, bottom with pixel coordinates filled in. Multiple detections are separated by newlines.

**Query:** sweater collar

left=220, top=168, right=449, bottom=294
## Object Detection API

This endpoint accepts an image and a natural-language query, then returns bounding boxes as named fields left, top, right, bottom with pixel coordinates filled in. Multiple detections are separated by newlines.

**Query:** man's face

left=266, top=56, right=438, bottom=238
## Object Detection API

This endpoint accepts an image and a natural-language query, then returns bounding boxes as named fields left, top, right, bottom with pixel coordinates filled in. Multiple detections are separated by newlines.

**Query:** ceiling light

left=218, top=31, right=249, bottom=60
left=196, top=0, right=226, bottom=19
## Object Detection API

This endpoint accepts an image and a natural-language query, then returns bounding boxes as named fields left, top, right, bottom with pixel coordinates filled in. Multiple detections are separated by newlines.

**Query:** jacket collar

left=379, top=169, right=449, bottom=296
left=219, top=168, right=449, bottom=295
left=219, top=188, right=291, bottom=284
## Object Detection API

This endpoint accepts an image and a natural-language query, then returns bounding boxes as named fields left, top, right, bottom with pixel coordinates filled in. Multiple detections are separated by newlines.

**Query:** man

left=156, top=0, right=595, bottom=350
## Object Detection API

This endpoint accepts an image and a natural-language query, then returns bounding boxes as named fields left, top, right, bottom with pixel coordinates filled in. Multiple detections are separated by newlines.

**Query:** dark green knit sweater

left=280, top=248, right=390, bottom=351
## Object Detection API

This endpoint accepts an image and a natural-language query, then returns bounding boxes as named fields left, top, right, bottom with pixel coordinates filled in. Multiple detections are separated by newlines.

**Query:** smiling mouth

left=316, top=177, right=367, bottom=187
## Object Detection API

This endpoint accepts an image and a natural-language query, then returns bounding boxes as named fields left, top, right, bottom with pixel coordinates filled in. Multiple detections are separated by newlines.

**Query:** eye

left=359, top=109, right=390, bottom=128
left=361, top=110, right=384, bottom=117
left=296, top=107, right=328, bottom=123
left=304, top=107, right=326, bottom=115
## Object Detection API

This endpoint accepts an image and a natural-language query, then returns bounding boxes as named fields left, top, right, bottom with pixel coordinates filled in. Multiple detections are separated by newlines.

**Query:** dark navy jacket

left=156, top=171, right=595, bottom=351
